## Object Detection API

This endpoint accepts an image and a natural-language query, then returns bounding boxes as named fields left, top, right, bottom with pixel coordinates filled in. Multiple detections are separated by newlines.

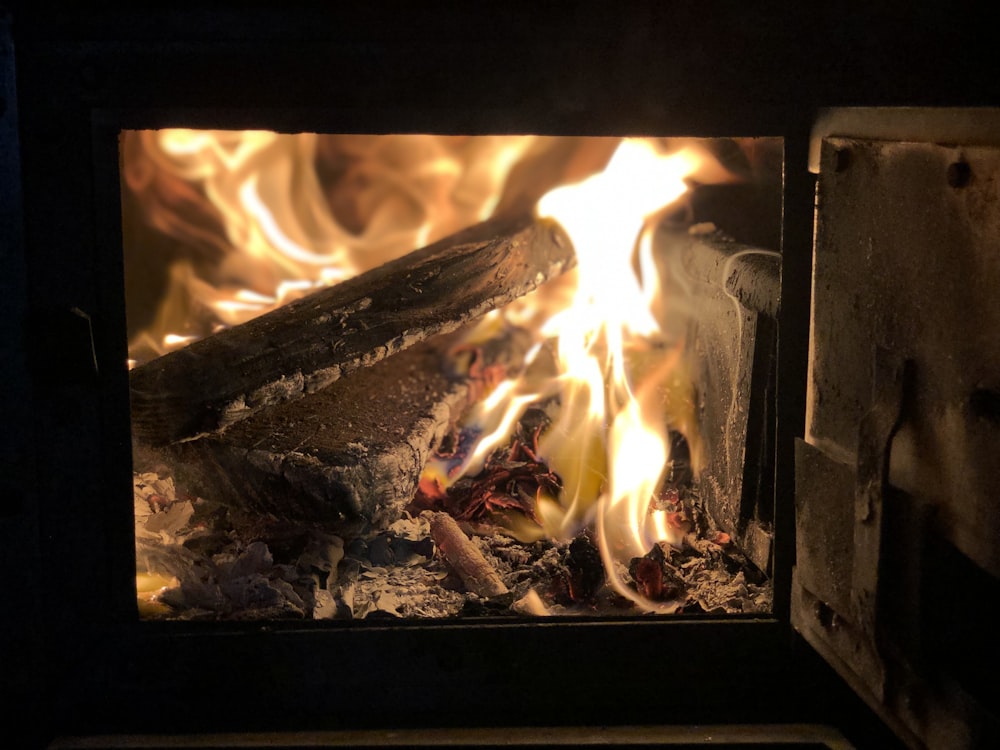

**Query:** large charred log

left=130, top=214, right=574, bottom=447
left=144, top=325, right=534, bottom=525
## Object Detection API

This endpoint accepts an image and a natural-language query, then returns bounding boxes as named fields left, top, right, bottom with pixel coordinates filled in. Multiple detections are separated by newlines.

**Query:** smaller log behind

left=654, top=225, right=780, bottom=575
left=130, top=214, right=574, bottom=447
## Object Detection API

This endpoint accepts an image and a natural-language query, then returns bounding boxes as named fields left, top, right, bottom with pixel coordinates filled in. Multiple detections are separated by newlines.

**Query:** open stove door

left=793, top=107, right=1000, bottom=750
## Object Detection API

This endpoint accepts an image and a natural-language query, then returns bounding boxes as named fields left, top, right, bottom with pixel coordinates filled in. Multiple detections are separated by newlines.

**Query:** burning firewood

left=157, top=324, right=534, bottom=525
left=427, top=511, right=509, bottom=598
left=130, top=214, right=574, bottom=447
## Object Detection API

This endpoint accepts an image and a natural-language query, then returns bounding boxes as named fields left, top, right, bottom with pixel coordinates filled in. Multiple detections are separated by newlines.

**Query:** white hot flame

left=432, top=138, right=702, bottom=610
left=536, top=140, right=698, bottom=609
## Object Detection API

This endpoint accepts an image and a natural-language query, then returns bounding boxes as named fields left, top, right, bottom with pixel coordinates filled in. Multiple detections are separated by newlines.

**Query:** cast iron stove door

left=793, top=107, right=1000, bottom=750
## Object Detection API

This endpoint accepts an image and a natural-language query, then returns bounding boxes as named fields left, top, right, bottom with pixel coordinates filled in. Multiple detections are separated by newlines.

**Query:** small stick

left=427, top=512, right=509, bottom=597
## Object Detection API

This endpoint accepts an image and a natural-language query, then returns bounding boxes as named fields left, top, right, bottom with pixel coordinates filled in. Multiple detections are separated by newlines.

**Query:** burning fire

left=123, top=131, right=539, bottom=363
left=126, top=132, right=721, bottom=613
left=421, top=140, right=703, bottom=610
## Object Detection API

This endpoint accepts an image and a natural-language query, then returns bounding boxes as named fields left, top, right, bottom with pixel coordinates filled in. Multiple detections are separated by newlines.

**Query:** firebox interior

left=121, top=132, right=783, bottom=622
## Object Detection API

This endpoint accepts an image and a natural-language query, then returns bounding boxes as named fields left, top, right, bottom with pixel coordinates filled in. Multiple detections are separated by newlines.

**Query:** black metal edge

left=772, top=125, right=816, bottom=624
left=0, top=10, right=46, bottom=745
left=47, top=722, right=855, bottom=749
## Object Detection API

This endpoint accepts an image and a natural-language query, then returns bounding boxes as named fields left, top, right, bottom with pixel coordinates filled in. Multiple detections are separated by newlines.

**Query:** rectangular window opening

left=123, top=131, right=783, bottom=622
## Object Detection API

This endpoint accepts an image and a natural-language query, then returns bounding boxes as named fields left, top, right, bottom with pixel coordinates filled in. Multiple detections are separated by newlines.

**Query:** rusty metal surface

left=809, top=108, right=1000, bottom=174
left=796, top=121, right=1000, bottom=749
left=794, top=439, right=853, bottom=618
left=807, top=137, right=1000, bottom=580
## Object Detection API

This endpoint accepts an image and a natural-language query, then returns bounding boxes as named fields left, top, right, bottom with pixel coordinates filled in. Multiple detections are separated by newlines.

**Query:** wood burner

left=120, top=130, right=780, bottom=623
left=3, top=4, right=1000, bottom=749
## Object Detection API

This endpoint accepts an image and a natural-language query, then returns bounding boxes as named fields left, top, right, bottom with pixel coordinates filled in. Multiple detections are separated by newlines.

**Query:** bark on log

left=427, top=511, right=509, bottom=597
left=130, top=214, right=574, bottom=447
left=150, top=325, right=534, bottom=525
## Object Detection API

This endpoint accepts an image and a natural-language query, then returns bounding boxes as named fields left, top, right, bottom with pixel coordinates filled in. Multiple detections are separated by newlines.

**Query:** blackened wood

left=130, top=214, right=574, bottom=447
left=155, top=326, right=533, bottom=525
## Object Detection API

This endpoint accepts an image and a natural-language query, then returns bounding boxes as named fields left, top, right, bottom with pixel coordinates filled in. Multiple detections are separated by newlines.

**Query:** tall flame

left=439, top=139, right=702, bottom=610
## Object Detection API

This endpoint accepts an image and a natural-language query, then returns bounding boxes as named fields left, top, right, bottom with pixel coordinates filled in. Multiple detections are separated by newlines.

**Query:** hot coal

left=409, top=404, right=560, bottom=525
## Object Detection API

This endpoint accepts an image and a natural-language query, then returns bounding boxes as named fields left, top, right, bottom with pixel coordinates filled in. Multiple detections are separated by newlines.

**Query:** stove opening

left=122, top=131, right=782, bottom=621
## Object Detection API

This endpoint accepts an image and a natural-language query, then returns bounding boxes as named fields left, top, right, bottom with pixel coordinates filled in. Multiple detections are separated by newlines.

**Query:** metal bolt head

left=947, top=160, right=972, bottom=188
left=834, top=147, right=852, bottom=173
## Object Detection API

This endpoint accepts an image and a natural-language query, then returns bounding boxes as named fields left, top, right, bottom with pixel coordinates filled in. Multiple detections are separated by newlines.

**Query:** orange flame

left=427, top=139, right=705, bottom=610
left=126, top=133, right=715, bottom=612
left=123, top=131, right=539, bottom=363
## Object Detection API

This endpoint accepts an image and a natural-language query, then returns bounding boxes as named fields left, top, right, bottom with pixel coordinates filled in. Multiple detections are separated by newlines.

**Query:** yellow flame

left=442, top=139, right=702, bottom=610
left=127, top=132, right=711, bottom=612
left=124, top=131, right=538, bottom=363
left=537, top=139, right=697, bottom=553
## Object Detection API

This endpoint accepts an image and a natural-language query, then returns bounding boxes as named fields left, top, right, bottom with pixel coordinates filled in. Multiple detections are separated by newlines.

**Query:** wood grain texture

left=154, top=325, right=534, bottom=525
left=130, top=214, right=573, bottom=446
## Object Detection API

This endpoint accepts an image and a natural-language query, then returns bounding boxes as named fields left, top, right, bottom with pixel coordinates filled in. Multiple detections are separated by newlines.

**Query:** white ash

left=325, top=515, right=467, bottom=619
left=346, top=561, right=465, bottom=619
left=134, top=472, right=329, bottom=620
left=134, top=468, right=771, bottom=620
